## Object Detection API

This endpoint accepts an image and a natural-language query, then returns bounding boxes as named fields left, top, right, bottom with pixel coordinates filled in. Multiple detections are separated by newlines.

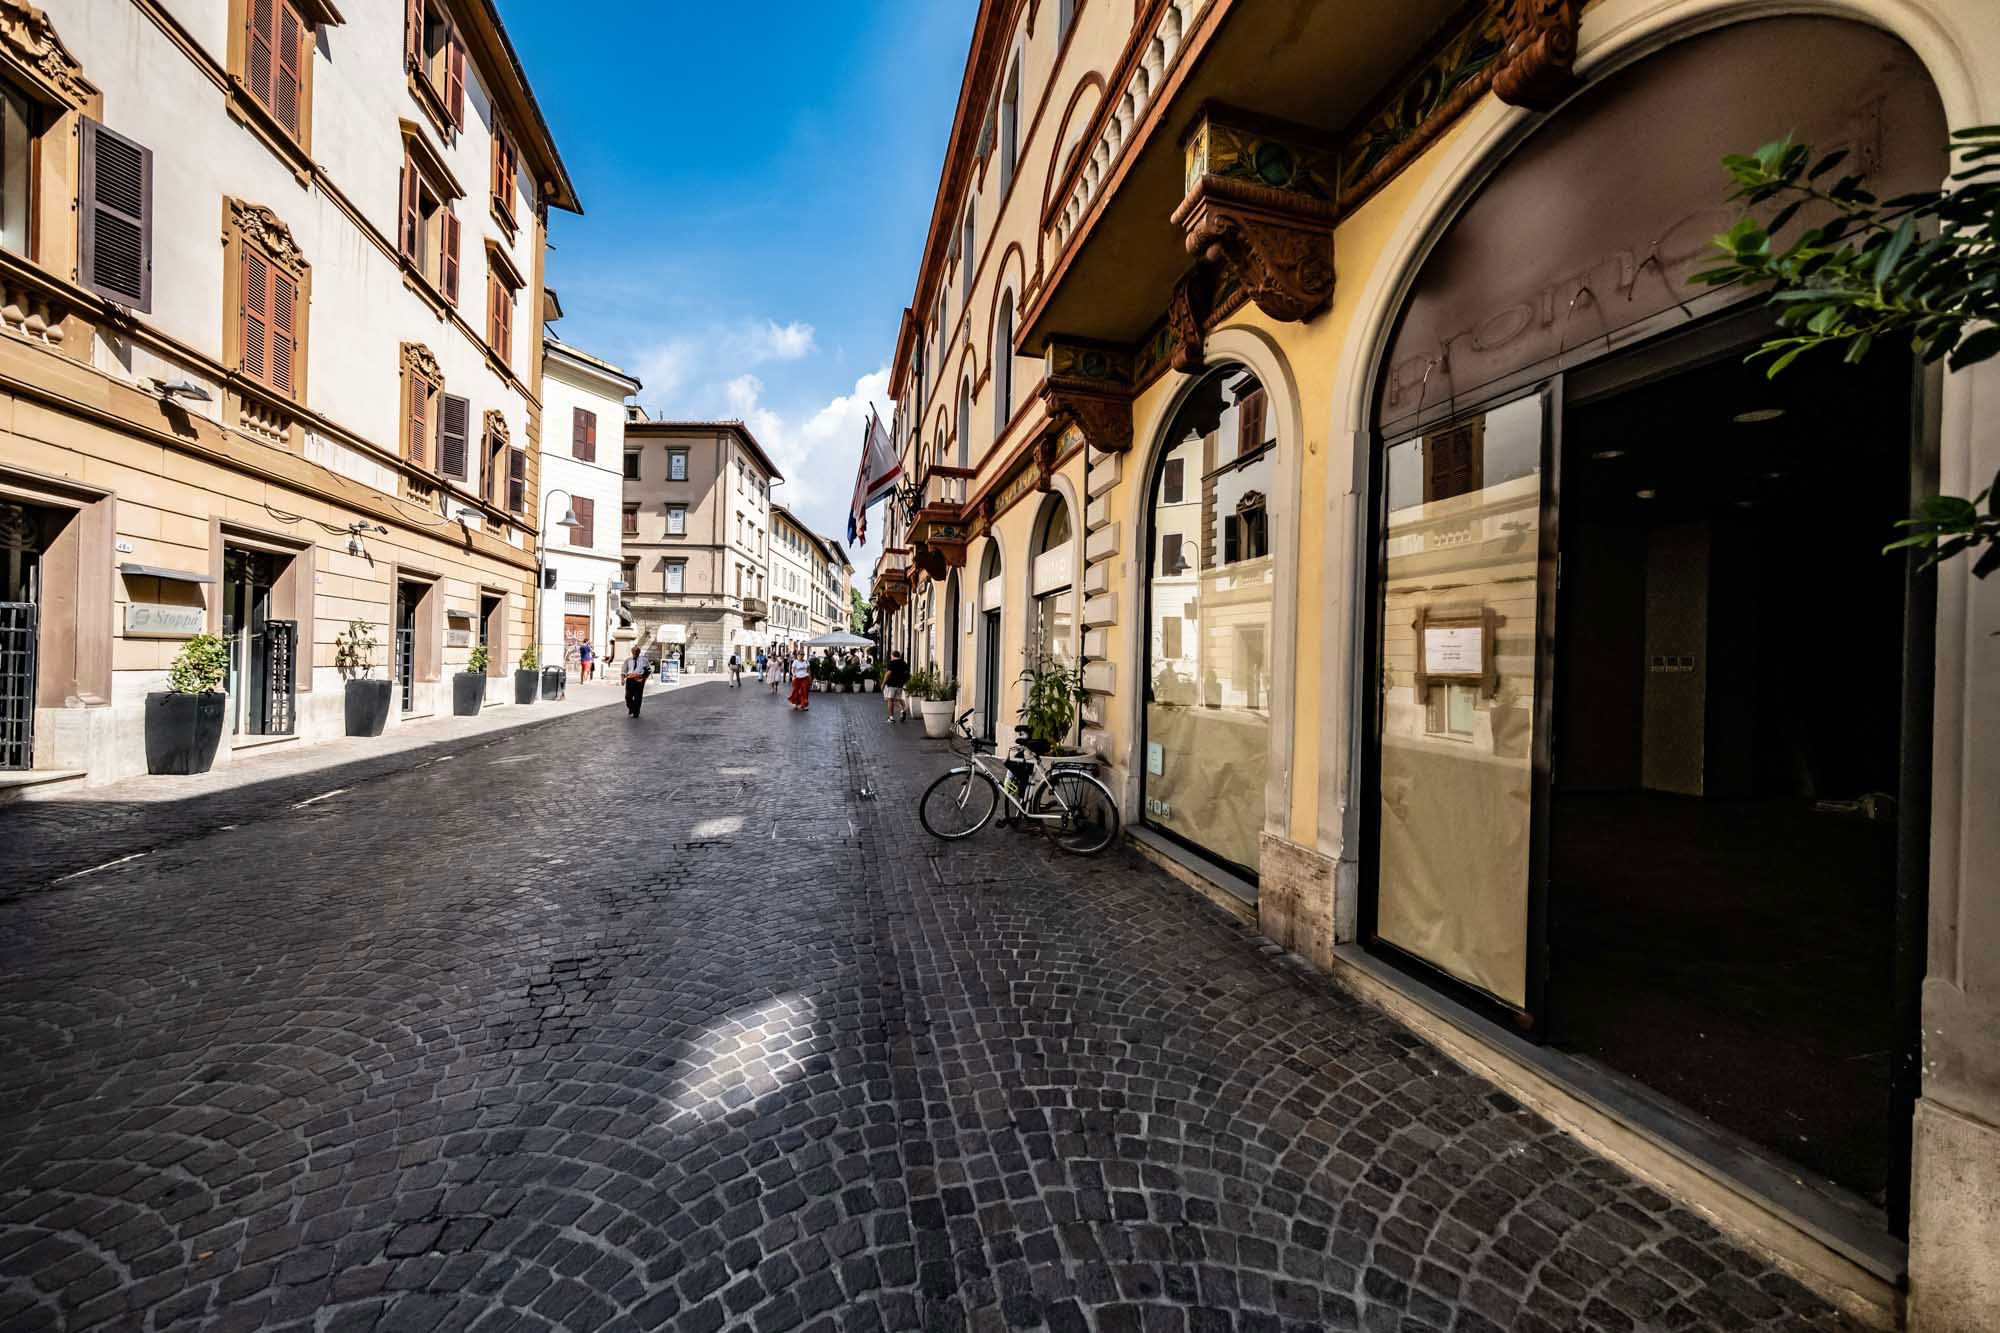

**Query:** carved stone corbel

left=400, top=340, right=441, bottom=386
left=912, top=544, right=947, bottom=581
left=1492, top=0, right=1583, bottom=111
left=1039, top=337, right=1134, bottom=456
left=482, top=409, right=510, bottom=446
left=1166, top=264, right=1213, bottom=374
left=1171, top=109, right=1337, bottom=324
left=228, top=199, right=310, bottom=277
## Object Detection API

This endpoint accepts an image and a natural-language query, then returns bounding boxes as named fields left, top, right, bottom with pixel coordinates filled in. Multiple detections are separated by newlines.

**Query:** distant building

left=539, top=342, right=640, bottom=674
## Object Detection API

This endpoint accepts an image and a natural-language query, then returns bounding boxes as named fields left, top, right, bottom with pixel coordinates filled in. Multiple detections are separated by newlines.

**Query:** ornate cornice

left=400, top=340, right=441, bottom=385
left=1172, top=110, right=1337, bottom=325
left=227, top=198, right=309, bottom=275
left=1493, top=0, right=1583, bottom=111
left=482, top=409, right=510, bottom=446
left=1038, top=337, right=1135, bottom=456
left=0, top=1, right=96, bottom=111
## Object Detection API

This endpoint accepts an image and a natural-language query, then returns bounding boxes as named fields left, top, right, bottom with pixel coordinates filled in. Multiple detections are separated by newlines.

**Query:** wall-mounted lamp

left=146, top=378, right=213, bottom=404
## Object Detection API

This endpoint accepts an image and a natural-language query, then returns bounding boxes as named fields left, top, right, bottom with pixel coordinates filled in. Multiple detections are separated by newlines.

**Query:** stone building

left=0, top=1, right=574, bottom=787
left=538, top=340, right=639, bottom=673
left=869, top=0, right=2000, bottom=1326
left=768, top=502, right=816, bottom=652
left=620, top=419, right=776, bottom=671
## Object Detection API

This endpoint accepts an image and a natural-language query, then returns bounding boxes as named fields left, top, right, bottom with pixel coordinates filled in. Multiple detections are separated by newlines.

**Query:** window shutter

left=273, top=2, right=304, bottom=137
left=242, top=249, right=269, bottom=384
left=399, top=159, right=419, bottom=260
left=1237, top=387, right=1267, bottom=458
left=438, top=393, right=469, bottom=478
left=446, top=32, right=466, bottom=127
left=408, top=378, right=428, bottom=465
left=79, top=120, right=152, bottom=311
left=491, top=277, right=512, bottom=361
left=572, top=497, right=594, bottom=549
left=270, top=270, right=297, bottom=396
left=403, top=0, right=423, bottom=70
left=572, top=407, right=596, bottom=462
left=441, top=209, right=460, bottom=302
left=246, top=0, right=276, bottom=110
left=507, top=446, right=526, bottom=513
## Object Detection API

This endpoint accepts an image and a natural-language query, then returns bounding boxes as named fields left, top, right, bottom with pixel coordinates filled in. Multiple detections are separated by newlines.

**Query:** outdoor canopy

left=805, top=631, right=872, bottom=648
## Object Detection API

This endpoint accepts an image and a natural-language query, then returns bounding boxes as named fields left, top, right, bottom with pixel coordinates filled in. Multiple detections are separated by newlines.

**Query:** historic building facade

left=872, top=0, right=2000, bottom=1326
left=769, top=502, right=816, bottom=650
left=0, top=1, right=575, bottom=786
left=620, top=419, right=776, bottom=671
left=538, top=340, right=638, bottom=674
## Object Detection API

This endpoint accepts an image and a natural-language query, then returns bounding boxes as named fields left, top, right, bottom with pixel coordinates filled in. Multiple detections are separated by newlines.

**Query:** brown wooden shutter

left=270, top=270, right=297, bottom=396
left=78, top=119, right=152, bottom=311
left=491, top=276, right=512, bottom=360
left=242, top=249, right=269, bottom=385
left=273, top=2, right=304, bottom=137
left=507, top=446, right=526, bottom=512
left=399, top=158, right=419, bottom=260
left=438, top=393, right=469, bottom=478
left=403, top=0, right=423, bottom=69
left=441, top=209, right=460, bottom=302
left=408, top=378, right=428, bottom=465
left=247, top=0, right=276, bottom=111
left=446, top=32, right=466, bottom=127
left=1237, top=387, right=1267, bottom=458
left=572, top=497, right=594, bottom=549
left=572, top=407, right=596, bottom=462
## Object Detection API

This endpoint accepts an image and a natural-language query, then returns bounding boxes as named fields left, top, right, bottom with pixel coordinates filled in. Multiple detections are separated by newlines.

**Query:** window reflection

left=1143, top=366, right=1274, bottom=878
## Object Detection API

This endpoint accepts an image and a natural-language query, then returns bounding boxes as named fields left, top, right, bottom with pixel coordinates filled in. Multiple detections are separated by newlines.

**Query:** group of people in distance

left=614, top=643, right=915, bottom=722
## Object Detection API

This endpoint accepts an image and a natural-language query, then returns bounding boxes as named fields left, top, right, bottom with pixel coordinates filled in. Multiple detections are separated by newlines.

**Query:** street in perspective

left=4, top=2, right=2000, bottom=1332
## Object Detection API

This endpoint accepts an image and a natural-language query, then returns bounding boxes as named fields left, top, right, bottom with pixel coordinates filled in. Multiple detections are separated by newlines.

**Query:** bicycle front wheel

left=919, top=767, right=1000, bottom=840
left=1043, top=771, right=1121, bottom=855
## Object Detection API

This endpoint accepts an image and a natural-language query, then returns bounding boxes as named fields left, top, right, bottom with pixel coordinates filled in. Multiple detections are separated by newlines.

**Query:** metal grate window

left=395, top=625, right=415, bottom=714
left=0, top=601, right=35, bottom=770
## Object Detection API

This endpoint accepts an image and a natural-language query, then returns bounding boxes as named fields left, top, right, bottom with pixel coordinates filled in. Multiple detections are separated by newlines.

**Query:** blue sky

left=497, top=1, right=975, bottom=558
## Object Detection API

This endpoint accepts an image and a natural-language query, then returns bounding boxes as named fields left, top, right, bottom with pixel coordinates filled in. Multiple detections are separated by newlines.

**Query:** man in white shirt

left=622, top=648, right=649, bottom=717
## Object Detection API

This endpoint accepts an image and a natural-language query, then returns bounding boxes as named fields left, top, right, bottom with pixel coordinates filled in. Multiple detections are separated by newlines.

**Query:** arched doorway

left=941, top=570, right=960, bottom=683
left=1028, top=493, right=1074, bottom=667
left=975, top=539, right=1003, bottom=741
left=1140, top=363, right=1274, bottom=881
left=1358, top=15, right=1946, bottom=1222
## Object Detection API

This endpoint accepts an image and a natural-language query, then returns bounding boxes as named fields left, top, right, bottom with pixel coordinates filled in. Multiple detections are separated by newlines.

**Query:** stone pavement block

left=0, top=684, right=1864, bottom=1331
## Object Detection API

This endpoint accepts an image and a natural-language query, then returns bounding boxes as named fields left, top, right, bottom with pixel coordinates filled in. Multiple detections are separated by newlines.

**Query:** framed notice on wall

left=1412, top=606, right=1496, bottom=695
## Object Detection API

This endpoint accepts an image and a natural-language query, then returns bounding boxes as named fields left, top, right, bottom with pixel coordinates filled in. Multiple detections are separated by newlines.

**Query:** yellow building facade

left=873, top=1, right=2000, bottom=1327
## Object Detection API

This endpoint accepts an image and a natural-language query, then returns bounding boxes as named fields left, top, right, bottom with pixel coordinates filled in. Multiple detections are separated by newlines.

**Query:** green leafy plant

left=1694, top=126, right=2000, bottom=576
left=466, top=642, right=490, bottom=675
left=837, top=661, right=860, bottom=690
left=1018, top=654, right=1087, bottom=749
left=519, top=644, right=538, bottom=671
left=333, top=618, right=377, bottom=680
left=167, top=633, right=229, bottom=695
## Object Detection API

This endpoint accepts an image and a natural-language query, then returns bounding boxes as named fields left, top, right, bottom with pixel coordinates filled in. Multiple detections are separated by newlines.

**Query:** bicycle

left=918, top=708, right=1122, bottom=855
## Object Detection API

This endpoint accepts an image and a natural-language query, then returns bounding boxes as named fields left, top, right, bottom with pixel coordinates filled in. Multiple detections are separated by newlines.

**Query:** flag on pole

left=848, top=405, right=901, bottom=546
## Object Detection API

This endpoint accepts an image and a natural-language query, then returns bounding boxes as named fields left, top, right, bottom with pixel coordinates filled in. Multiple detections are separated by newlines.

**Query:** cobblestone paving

left=0, top=686, right=1863, bottom=1331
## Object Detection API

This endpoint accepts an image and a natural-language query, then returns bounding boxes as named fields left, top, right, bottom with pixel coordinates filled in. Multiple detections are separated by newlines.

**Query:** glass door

left=222, top=547, right=277, bottom=736
left=1369, top=391, right=1550, bottom=1016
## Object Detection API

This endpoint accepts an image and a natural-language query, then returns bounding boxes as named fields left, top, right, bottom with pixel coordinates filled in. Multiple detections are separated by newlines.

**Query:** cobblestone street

left=1, top=685, right=1863, bottom=1332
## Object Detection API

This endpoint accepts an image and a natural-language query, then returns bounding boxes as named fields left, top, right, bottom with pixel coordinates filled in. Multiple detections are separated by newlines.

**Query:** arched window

left=961, top=207, right=975, bottom=302
left=1142, top=363, right=1274, bottom=880
left=976, top=539, right=1005, bottom=741
left=1031, top=493, right=1075, bottom=667
left=999, top=57, right=1021, bottom=195
left=993, top=292, right=1014, bottom=434
left=957, top=377, right=972, bottom=468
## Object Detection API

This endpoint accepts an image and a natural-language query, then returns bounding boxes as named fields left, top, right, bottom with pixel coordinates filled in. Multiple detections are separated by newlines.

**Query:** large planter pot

left=540, top=667, right=565, bottom=700
left=919, top=699, right=955, bottom=738
left=452, top=672, right=486, bottom=716
left=863, top=679, right=877, bottom=693
left=344, top=678, right=393, bottom=737
left=514, top=670, right=538, bottom=705
left=145, top=692, right=226, bottom=775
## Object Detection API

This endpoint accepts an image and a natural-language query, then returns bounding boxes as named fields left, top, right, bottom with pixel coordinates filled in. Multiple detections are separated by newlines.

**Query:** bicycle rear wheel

left=919, top=768, right=1000, bottom=839
left=1042, top=771, right=1121, bottom=855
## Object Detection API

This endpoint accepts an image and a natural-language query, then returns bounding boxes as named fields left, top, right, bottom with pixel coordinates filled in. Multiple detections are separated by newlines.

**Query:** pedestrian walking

left=755, top=648, right=767, bottom=681
left=882, top=651, right=911, bottom=724
left=789, top=654, right=813, bottom=710
left=621, top=646, right=649, bottom=717
left=577, top=640, right=593, bottom=682
left=768, top=653, right=785, bottom=692
left=728, top=651, right=743, bottom=688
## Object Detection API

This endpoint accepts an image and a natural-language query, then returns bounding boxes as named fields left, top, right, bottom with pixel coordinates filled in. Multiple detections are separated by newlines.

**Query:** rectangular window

left=1162, top=614, right=1182, bottom=660
left=506, top=445, right=526, bottom=513
left=622, top=505, right=639, bottom=536
left=621, top=559, right=637, bottom=592
left=668, top=450, right=688, bottom=481
left=407, top=0, right=465, bottom=128
left=241, top=245, right=301, bottom=397
left=666, top=506, right=686, bottom=536
left=490, top=119, right=518, bottom=228
left=437, top=392, right=469, bottom=479
left=243, top=0, right=310, bottom=141
left=1163, top=457, right=1184, bottom=505
left=485, top=425, right=506, bottom=506
left=623, top=451, right=640, bottom=480
left=486, top=264, right=516, bottom=361
left=572, top=406, right=597, bottom=462
left=399, top=153, right=459, bottom=303
left=1161, top=533, right=1184, bottom=575
left=665, top=562, right=685, bottom=594
left=77, top=118, right=152, bottom=310
left=1237, top=386, right=1269, bottom=459
left=571, top=496, right=594, bottom=549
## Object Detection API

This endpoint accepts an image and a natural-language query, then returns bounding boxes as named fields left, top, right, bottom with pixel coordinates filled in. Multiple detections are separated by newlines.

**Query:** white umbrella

left=805, top=630, right=872, bottom=648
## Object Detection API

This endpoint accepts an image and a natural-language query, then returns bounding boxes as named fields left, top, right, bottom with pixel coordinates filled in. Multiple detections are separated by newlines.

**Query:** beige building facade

left=0, top=1, right=574, bottom=787
left=873, top=1, right=2000, bottom=1327
left=620, top=419, right=777, bottom=670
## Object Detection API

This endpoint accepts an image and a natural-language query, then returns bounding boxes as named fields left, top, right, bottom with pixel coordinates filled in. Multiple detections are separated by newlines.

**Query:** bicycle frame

left=951, top=746, right=1079, bottom=823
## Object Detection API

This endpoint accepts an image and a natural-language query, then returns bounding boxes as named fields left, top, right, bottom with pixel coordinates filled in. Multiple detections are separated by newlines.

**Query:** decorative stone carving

left=1166, top=265, right=1213, bottom=374
left=1037, top=336, right=1134, bottom=457
left=482, top=409, right=510, bottom=446
left=912, top=544, right=948, bottom=581
left=1173, top=110, right=1337, bottom=324
left=0, top=1, right=95, bottom=110
left=400, top=340, right=441, bottom=385
left=1493, top=0, right=1583, bottom=111
left=228, top=199, right=309, bottom=275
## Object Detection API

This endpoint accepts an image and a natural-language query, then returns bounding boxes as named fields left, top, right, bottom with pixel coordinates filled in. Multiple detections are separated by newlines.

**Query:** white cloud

left=740, top=320, right=816, bottom=363
left=720, top=367, right=891, bottom=545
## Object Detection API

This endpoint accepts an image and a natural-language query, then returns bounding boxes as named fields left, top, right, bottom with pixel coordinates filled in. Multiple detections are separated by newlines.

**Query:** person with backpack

left=882, top=651, right=911, bottom=724
left=728, top=650, right=743, bottom=688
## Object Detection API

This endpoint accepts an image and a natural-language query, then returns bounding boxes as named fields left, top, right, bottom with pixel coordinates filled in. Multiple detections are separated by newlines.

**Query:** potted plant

left=145, top=633, right=229, bottom=774
left=915, top=667, right=959, bottom=738
left=337, top=618, right=393, bottom=736
left=1019, top=655, right=1091, bottom=757
left=838, top=661, right=859, bottom=693
left=515, top=644, right=540, bottom=705
left=453, top=643, right=488, bottom=716
left=810, top=655, right=829, bottom=692
left=862, top=665, right=878, bottom=693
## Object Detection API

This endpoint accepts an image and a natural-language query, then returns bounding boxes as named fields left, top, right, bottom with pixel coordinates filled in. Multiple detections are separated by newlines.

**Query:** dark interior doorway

left=1548, top=341, right=1918, bottom=1210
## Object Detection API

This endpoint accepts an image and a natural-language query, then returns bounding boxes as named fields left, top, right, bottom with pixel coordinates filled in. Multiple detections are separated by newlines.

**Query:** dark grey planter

left=540, top=667, right=565, bottom=700
left=451, top=673, right=486, bottom=716
left=514, top=670, right=538, bottom=705
left=145, top=692, right=226, bottom=775
left=344, top=678, right=393, bottom=736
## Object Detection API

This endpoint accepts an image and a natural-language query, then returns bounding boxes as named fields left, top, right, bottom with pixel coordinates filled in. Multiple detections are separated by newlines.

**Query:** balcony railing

left=920, top=466, right=974, bottom=516
left=742, top=596, right=769, bottom=622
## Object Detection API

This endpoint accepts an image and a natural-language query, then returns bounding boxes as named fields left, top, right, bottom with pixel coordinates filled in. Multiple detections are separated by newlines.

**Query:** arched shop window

left=1141, top=364, right=1274, bottom=881
left=1030, top=493, right=1074, bottom=666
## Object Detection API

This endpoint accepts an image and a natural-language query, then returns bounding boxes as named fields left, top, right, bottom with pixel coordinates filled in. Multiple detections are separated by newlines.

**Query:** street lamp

left=535, top=489, right=584, bottom=673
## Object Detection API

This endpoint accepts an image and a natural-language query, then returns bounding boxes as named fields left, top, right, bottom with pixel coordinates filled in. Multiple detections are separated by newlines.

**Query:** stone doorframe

left=386, top=563, right=444, bottom=688
left=0, top=465, right=113, bottom=714
left=208, top=519, right=315, bottom=697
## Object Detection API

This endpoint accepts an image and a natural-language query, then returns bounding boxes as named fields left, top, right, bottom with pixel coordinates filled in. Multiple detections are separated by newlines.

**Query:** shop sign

left=1423, top=625, right=1482, bottom=675
left=445, top=629, right=471, bottom=647
left=123, top=602, right=205, bottom=638
left=1147, top=741, right=1164, bottom=776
